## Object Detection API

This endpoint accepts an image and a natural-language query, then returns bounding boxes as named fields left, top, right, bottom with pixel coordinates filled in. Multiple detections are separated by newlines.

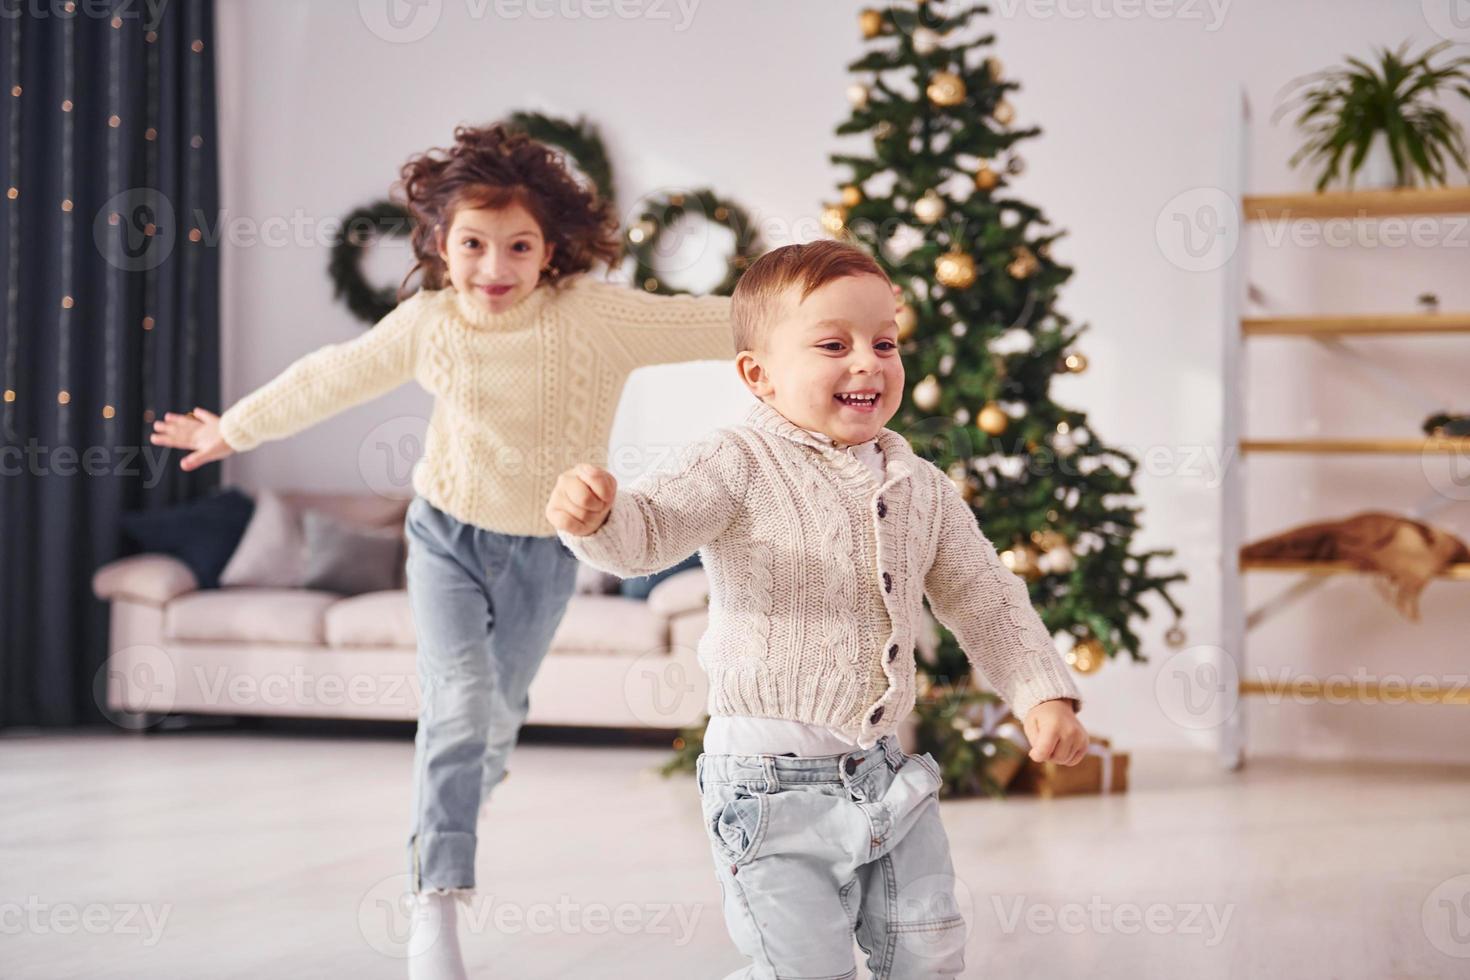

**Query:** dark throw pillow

left=119, top=487, right=256, bottom=590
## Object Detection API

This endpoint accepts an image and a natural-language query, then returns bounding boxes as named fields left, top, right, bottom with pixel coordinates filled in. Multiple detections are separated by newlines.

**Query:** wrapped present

left=981, top=701, right=1029, bottom=790
left=1011, top=735, right=1130, bottom=798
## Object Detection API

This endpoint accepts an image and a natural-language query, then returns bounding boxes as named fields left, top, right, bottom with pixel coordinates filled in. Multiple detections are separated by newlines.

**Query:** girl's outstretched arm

left=203, top=290, right=432, bottom=457
left=569, top=277, right=733, bottom=368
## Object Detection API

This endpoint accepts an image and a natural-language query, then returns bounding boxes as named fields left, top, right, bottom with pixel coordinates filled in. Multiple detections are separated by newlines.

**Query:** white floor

left=2, top=728, right=1468, bottom=980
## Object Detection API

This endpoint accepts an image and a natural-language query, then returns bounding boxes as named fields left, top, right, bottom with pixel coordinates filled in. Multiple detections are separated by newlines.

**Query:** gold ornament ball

left=1000, top=543, right=1041, bottom=580
left=926, top=71, right=966, bottom=107
left=846, top=83, right=870, bottom=109
left=986, top=56, right=1004, bottom=80
left=1007, top=246, right=1038, bottom=279
left=1064, top=352, right=1089, bottom=374
left=627, top=218, right=656, bottom=244
left=935, top=249, right=976, bottom=289
left=913, top=190, right=946, bottom=224
left=1031, top=529, right=1067, bottom=552
left=896, top=304, right=918, bottom=341
left=820, top=204, right=847, bottom=236
left=859, top=8, right=884, bottom=37
left=993, top=99, right=1015, bottom=126
left=1067, top=637, right=1107, bottom=675
left=974, top=166, right=999, bottom=192
left=913, top=374, right=942, bottom=412
left=1165, top=624, right=1187, bottom=648
left=977, top=401, right=1008, bottom=436
left=841, top=184, right=863, bottom=207
left=873, top=120, right=895, bottom=141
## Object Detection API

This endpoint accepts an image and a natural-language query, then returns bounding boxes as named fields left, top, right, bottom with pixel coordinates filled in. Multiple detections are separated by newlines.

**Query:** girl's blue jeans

left=403, top=494, right=580, bottom=894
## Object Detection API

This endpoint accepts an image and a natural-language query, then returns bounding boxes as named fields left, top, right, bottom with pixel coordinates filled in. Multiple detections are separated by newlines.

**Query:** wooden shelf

left=1239, top=678, right=1470, bottom=705
left=1241, top=438, right=1470, bottom=455
left=1240, top=557, right=1470, bottom=581
left=1243, top=313, right=1470, bottom=337
left=1244, top=186, right=1470, bottom=221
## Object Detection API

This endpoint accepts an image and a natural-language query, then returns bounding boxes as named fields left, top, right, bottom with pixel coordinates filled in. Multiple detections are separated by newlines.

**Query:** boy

left=547, top=240, right=1088, bottom=979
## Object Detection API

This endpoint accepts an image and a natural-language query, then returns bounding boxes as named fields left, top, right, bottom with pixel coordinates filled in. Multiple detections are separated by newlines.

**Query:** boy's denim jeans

left=696, top=735, right=968, bottom=979
left=403, top=495, right=580, bottom=894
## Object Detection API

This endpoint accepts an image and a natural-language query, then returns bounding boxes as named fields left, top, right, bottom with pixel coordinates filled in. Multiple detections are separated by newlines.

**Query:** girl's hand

left=150, top=407, right=235, bottom=472
left=1023, top=698, right=1089, bottom=765
left=547, top=463, right=617, bottom=536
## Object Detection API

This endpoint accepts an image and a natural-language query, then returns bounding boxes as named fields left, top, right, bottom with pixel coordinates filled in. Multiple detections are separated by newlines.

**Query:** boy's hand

left=547, top=463, right=617, bottom=536
left=150, top=407, right=235, bottom=472
left=1023, top=698, right=1089, bottom=765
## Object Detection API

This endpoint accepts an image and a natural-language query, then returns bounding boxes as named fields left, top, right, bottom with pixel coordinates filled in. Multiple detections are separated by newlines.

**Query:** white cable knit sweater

left=559, top=399, right=1084, bottom=748
left=217, top=276, right=733, bottom=535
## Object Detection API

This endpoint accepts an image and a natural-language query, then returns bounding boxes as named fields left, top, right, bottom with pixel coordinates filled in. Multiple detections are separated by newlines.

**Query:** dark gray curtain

left=0, top=0, right=220, bottom=727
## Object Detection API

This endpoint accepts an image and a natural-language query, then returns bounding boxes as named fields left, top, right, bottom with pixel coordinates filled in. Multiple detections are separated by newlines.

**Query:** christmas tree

left=823, top=2, right=1188, bottom=794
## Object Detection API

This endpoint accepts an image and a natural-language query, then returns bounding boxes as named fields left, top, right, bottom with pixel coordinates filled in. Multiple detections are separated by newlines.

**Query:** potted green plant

left=1273, top=40, right=1470, bottom=191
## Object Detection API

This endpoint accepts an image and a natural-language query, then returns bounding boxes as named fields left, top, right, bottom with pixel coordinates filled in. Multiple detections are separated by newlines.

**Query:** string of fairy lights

left=1, top=2, right=208, bottom=442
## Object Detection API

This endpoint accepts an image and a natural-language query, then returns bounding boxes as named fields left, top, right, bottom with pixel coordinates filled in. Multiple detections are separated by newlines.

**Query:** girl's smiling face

left=438, top=200, right=554, bottom=314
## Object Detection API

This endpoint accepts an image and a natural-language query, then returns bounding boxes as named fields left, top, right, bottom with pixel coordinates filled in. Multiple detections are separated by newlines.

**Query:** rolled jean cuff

left=410, top=830, right=477, bottom=894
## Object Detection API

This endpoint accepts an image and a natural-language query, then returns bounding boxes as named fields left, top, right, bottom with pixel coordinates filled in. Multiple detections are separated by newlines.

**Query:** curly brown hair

left=392, top=123, right=622, bottom=299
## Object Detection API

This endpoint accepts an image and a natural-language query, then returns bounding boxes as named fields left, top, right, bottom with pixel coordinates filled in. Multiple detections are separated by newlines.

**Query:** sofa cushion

left=220, top=489, right=306, bottom=589
left=302, top=512, right=404, bottom=596
left=164, top=588, right=340, bottom=645
left=324, top=590, right=415, bottom=648
left=552, top=595, right=665, bottom=655
left=120, top=488, right=255, bottom=590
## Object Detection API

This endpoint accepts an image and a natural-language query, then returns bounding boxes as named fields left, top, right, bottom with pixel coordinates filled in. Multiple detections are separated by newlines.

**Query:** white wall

left=214, top=0, right=1470, bottom=763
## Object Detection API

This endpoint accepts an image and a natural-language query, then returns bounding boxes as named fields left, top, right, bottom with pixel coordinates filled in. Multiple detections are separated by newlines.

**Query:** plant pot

left=1350, top=131, right=1407, bottom=190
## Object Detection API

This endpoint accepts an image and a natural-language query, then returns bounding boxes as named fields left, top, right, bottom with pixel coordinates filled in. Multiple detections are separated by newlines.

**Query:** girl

left=150, top=123, right=736, bottom=980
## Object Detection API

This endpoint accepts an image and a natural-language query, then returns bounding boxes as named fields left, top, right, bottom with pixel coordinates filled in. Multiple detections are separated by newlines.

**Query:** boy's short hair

left=731, top=240, right=891, bottom=354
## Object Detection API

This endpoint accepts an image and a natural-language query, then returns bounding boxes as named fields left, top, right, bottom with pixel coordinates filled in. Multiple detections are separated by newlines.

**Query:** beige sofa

left=91, top=492, right=712, bottom=731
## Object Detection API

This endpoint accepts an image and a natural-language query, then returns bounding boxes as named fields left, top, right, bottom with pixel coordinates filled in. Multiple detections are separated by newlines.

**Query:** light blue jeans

left=403, top=495, right=580, bottom=894
left=696, top=735, right=968, bottom=979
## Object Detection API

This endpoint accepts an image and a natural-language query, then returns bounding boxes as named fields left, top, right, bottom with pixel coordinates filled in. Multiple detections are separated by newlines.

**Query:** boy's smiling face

left=736, top=273, right=903, bottom=447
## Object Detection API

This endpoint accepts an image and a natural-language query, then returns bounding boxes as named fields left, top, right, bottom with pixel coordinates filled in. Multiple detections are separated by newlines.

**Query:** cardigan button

left=870, top=707, right=884, bottom=724
left=882, top=572, right=892, bottom=593
left=888, top=644, right=898, bottom=662
left=876, top=498, right=887, bottom=518
left=844, top=757, right=859, bottom=775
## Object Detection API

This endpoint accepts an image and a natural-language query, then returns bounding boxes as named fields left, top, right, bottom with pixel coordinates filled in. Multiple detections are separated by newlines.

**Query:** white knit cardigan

left=559, top=399, right=1083, bottom=748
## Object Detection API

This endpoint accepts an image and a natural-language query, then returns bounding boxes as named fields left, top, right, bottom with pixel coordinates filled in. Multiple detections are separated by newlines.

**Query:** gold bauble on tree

left=1007, top=245, right=1038, bottom=279
left=1063, top=352, right=1089, bottom=373
left=820, top=204, right=847, bottom=236
left=859, top=8, right=884, bottom=37
left=935, top=248, right=976, bottom=289
left=896, top=304, right=918, bottom=341
left=986, top=55, right=1004, bottom=80
left=926, top=71, right=966, bottom=107
left=1000, top=543, right=1041, bottom=580
left=840, top=184, right=863, bottom=207
left=974, top=165, right=999, bottom=192
left=913, top=190, right=946, bottom=224
left=847, top=83, right=870, bottom=109
left=913, top=374, right=942, bottom=412
left=992, top=99, right=1015, bottom=126
left=977, top=401, right=1008, bottom=436
left=1067, top=637, right=1107, bottom=675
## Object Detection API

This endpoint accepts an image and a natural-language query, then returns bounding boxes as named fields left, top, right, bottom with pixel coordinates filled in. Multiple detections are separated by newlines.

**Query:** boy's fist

left=547, top=463, right=617, bottom=536
left=1023, top=698, right=1089, bottom=765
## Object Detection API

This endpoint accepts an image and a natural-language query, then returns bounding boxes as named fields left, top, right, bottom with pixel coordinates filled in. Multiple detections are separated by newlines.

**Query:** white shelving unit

left=1218, top=92, right=1470, bottom=771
